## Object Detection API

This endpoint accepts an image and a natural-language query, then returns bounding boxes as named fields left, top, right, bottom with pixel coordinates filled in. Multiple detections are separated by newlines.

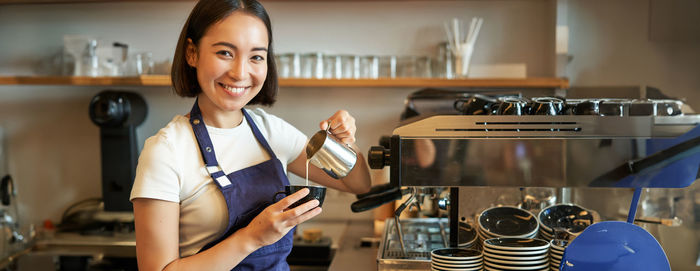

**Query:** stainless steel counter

left=0, top=232, right=138, bottom=270
left=32, top=232, right=136, bottom=258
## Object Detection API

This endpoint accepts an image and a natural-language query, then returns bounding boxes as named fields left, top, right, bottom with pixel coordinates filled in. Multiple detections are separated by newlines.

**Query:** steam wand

left=393, top=187, right=417, bottom=258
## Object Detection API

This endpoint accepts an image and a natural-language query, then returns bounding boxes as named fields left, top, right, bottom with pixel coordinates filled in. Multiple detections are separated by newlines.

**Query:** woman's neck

left=196, top=96, right=244, bottom=129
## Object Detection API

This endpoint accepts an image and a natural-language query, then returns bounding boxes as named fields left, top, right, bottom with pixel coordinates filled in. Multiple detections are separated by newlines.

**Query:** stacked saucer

left=431, top=248, right=483, bottom=271
left=538, top=204, right=596, bottom=241
left=458, top=222, right=478, bottom=249
left=548, top=239, right=568, bottom=270
left=478, top=206, right=539, bottom=246
left=482, top=238, right=551, bottom=271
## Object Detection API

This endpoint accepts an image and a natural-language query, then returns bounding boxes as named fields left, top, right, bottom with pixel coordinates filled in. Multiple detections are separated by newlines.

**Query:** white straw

left=452, top=18, right=460, bottom=51
left=443, top=21, right=455, bottom=53
left=461, top=19, right=467, bottom=44
left=470, top=17, right=483, bottom=46
left=467, top=17, right=478, bottom=45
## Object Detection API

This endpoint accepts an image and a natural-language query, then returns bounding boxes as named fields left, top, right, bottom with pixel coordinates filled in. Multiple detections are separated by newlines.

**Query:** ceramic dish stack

left=478, top=206, right=539, bottom=246
left=482, top=238, right=551, bottom=271
left=548, top=239, right=568, bottom=270
left=431, top=248, right=483, bottom=271
left=537, top=204, right=596, bottom=241
left=459, top=222, right=479, bottom=249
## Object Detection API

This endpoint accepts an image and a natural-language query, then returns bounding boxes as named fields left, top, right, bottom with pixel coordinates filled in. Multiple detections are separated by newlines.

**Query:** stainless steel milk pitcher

left=306, top=129, right=357, bottom=179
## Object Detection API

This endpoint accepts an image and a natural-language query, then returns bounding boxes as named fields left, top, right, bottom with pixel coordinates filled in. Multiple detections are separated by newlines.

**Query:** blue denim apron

left=189, top=101, right=293, bottom=271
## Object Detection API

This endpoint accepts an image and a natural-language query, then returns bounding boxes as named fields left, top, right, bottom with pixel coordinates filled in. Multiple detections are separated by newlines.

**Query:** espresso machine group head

left=89, top=90, right=147, bottom=212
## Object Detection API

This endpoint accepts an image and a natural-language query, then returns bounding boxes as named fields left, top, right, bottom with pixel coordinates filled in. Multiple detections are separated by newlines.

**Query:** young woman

left=129, top=0, right=371, bottom=270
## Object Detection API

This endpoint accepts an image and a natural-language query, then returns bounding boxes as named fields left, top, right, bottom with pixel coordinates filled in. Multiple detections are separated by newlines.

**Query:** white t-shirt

left=130, top=107, right=307, bottom=257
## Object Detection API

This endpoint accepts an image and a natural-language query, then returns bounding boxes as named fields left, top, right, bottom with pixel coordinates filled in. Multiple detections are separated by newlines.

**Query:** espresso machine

left=56, top=91, right=147, bottom=236
left=355, top=88, right=700, bottom=270
left=89, top=90, right=147, bottom=213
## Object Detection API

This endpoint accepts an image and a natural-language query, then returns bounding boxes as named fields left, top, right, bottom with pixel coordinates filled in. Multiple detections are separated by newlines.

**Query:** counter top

left=17, top=220, right=380, bottom=270
left=32, top=232, right=136, bottom=258
left=328, top=219, right=378, bottom=271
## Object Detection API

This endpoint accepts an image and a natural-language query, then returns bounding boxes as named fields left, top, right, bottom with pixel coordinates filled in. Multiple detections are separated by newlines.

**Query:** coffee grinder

left=89, top=90, right=147, bottom=214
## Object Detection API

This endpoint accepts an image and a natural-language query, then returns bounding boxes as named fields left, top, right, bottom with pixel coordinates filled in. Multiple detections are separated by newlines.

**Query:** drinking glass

left=397, top=56, right=417, bottom=78
left=276, top=53, right=300, bottom=78
left=274, top=54, right=285, bottom=78
left=96, top=44, right=126, bottom=77
left=378, top=55, right=397, bottom=78
left=435, top=42, right=454, bottom=79
left=126, top=52, right=154, bottom=76
left=360, top=55, right=379, bottom=79
left=340, top=55, right=360, bottom=79
left=415, top=56, right=432, bottom=78
left=63, top=35, right=90, bottom=76
left=301, top=52, right=324, bottom=79
left=323, top=55, right=341, bottom=79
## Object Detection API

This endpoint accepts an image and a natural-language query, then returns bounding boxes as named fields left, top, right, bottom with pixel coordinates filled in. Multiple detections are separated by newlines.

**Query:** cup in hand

left=274, top=185, right=326, bottom=209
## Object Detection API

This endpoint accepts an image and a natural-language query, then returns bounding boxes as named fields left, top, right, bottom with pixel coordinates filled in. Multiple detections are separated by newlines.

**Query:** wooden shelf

left=281, top=78, right=568, bottom=88
left=0, top=75, right=569, bottom=89
left=0, top=75, right=171, bottom=86
left=0, top=0, right=191, bottom=4
left=1, top=0, right=420, bottom=4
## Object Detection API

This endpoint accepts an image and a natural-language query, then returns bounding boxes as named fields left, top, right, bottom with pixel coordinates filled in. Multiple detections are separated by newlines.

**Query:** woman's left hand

left=320, top=110, right=356, bottom=145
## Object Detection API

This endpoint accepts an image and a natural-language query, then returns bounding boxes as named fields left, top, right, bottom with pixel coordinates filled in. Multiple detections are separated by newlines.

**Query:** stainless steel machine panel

left=392, top=115, right=700, bottom=188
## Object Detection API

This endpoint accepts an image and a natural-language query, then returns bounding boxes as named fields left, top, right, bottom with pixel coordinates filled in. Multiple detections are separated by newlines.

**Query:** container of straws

left=443, top=17, right=483, bottom=78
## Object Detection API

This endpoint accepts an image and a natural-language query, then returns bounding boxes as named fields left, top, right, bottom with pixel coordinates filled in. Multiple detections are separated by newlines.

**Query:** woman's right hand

left=241, top=188, right=322, bottom=248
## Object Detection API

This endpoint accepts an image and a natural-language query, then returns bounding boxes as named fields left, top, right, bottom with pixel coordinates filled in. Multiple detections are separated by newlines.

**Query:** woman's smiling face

left=187, top=11, right=269, bottom=113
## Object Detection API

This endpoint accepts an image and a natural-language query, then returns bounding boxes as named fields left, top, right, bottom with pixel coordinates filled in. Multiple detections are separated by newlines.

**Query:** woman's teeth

left=220, top=83, right=245, bottom=94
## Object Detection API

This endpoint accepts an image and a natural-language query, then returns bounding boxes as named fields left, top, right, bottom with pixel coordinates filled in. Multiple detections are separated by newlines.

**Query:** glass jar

left=323, top=55, right=342, bottom=79
left=301, top=52, right=324, bottom=79
left=360, top=55, right=379, bottom=79
left=415, top=56, right=432, bottom=78
left=276, top=53, right=300, bottom=78
left=378, top=55, right=397, bottom=78
left=397, top=56, right=417, bottom=78
left=340, top=55, right=360, bottom=79
left=435, top=42, right=454, bottom=79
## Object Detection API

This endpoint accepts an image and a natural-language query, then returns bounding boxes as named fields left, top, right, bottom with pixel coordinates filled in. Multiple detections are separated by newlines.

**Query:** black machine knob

left=368, top=146, right=390, bottom=169
left=378, top=136, right=391, bottom=149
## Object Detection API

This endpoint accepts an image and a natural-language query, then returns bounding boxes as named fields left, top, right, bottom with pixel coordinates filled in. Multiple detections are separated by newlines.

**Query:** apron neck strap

left=241, top=108, right=277, bottom=160
left=189, top=99, right=279, bottom=169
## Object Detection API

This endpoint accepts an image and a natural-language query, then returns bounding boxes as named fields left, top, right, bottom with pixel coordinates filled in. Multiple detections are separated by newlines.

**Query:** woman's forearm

left=341, top=145, right=372, bottom=194
left=162, top=227, right=261, bottom=271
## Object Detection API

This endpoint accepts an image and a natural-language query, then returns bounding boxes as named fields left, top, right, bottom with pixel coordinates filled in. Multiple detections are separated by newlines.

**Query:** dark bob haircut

left=171, top=0, right=277, bottom=106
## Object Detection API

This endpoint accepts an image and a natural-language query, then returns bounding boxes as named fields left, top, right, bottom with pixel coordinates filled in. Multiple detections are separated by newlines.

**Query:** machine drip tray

left=378, top=218, right=449, bottom=270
